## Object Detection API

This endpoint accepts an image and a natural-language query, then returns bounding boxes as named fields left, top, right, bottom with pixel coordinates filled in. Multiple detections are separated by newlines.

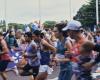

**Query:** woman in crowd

left=54, top=23, right=73, bottom=80
left=0, top=32, right=11, bottom=80
left=5, top=30, right=19, bottom=75
left=37, top=30, right=56, bottom=80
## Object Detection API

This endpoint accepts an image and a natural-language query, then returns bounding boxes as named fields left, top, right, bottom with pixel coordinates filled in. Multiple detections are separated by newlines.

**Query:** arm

left=41, top=39, right=56, bottom=52
left=82, top=44, right=100, bottom=69
left=24, top=54, right=37, bottom=58
left=65, top=39, right=73, bottom=53
left=53, top=57, right=70, bottom=62
left=0, top=40, right=9, bottom=55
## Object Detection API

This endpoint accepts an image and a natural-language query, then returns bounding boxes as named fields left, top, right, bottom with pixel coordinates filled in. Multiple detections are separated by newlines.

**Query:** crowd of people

left=0, top=20, right=100, bottom=80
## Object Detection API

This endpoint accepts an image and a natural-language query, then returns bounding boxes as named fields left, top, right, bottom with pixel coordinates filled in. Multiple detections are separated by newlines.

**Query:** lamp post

left=69, top=0, right=72, bottom=21
left=96, top=0, right=99, bottom=25
left=5, top=0, right=7, bottom=31
left=38, top=0, right=41, bottom=27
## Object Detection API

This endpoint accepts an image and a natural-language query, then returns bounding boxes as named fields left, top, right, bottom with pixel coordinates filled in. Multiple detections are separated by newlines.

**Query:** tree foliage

left=8, top=23, right=24, bottom=30
left=43, top=21, right=56, bottom=29
left=74, top=0, right=100, bottom=30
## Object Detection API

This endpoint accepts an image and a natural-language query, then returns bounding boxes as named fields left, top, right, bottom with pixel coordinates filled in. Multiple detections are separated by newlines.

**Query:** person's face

left=53, top=27, right=59, bottom=38
left=15, top=32, right=22, bottom=39
left=10, top=31, right=15, bottom=36
left=69, top=30, right=79, bottom=39
left=66, top=30, right=70, bottom=36
left=24, top=35, right=30, bottom=42
left=32, top=34, right=40, bottom=41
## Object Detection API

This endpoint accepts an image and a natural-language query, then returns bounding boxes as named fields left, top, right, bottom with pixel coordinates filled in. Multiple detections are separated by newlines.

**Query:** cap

left=62, top=20, right=82, bottom=31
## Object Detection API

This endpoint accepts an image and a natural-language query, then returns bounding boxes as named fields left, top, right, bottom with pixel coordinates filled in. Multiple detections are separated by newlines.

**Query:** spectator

left=0, top=32, right=11, bottom=80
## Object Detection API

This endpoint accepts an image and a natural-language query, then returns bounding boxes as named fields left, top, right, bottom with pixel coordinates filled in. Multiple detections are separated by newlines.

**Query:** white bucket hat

left=62, top=20, right=82, bottom=31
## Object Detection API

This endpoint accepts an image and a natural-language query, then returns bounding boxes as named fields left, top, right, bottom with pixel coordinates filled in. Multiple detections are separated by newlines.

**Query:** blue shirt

left=26, top=40, right=40, bottom=66
left=57, top=40, right=72, bottom=71
left=77, top=55, right=92, bottom=79
left=40, top=50, right=51, bottom=65
left=6, top=36, right=18, bottom=49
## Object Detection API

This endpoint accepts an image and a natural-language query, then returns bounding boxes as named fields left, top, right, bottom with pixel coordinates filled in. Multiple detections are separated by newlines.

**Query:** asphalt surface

left=0, top=66, right=59, bottom=80
left=0, top=65, right=100, bottom=80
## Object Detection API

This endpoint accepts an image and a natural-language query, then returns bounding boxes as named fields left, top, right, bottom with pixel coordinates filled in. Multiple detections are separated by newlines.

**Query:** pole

left=69, top=0, right=72, bottom=21
left=38, top=0, right=41, bottom=27
left=5, top=0, right=7, bottom=31
left=96, top=0, right=99, bottom=25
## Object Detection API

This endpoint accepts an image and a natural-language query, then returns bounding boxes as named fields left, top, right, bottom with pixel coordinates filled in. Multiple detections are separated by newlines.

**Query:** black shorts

left=23, top=63, right=39, bottom=77
left=0, top=60, right=9, bottom=72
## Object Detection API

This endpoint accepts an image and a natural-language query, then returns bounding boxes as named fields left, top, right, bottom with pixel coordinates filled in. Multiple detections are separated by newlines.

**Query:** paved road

left=0, top=65, right=100, bottom=80
left=0, top=66, right=59, bottom=80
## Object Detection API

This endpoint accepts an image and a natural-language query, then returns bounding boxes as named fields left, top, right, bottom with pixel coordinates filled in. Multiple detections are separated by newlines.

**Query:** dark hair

left=40, top=33, right=45, bottom=39
left=94, top=44, right=100, bottom=52
left=9, top=30, right=13, bottom=34
left=33, top=30, right=41, bottom=37
left=45, top=28, right=49, bottom=32
left=25, top=32, right=32, bottom=38
left=81, top=41, right=94, bottom=52
left=55, top=22, right=66, bottom=32
left=62, top=31, right=68, bottom=37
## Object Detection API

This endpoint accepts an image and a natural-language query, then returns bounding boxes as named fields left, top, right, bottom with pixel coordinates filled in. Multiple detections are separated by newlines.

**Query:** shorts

left=0, top=60, right=9, bottom=72
left=71, top=62, right=79, bottom=73
left=23, top=63, right=39, bottom=77
left=39, top=65, right=53, bottom=74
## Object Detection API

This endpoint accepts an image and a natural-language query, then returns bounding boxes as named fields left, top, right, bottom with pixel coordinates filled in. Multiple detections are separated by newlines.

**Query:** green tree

left=8, top=23, right=24, bottom=30
left=74, top=0, right=100, bottom=30
left=43, top=21, right=56, bottom=29
left=0, top=20, right=6, bottom=31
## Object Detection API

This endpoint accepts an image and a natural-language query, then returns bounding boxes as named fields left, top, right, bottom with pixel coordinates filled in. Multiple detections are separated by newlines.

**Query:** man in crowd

left=62, top=20, right=100, bottom=79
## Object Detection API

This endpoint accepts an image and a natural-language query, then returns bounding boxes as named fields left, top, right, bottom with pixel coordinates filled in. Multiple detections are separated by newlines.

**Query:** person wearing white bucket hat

left=62, top=20, right=84, bottom=40
left=62, top=20, right=88, bottom=80
left=62, top=20, right=100, bottom=80
left=62, top=20, right=82, bottom=31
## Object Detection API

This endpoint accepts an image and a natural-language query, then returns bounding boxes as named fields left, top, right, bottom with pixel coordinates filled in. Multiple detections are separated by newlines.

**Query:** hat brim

left=62, top=26, right=83, bottom=31
left=62, top=26, right=69, bottom=31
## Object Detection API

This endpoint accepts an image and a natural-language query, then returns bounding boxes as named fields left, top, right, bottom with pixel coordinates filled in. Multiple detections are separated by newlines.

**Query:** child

left=77, top=41, right=95, bottom=80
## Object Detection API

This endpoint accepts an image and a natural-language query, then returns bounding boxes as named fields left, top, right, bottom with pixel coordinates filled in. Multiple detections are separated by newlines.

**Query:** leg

left=29, top=75, right=34, bottom=80
left=13, top=66, right=19, bottom=75
left=0, top=61, right=9, bottom=80
left=58, top=70, right=72, bottom=80
left=0, top=72, right=8, bottom=80
left=20, top=63, right=32, bottom=76
left=32, top=66, right=40, bottom=80
left=37, top=72, right=48, bottom=80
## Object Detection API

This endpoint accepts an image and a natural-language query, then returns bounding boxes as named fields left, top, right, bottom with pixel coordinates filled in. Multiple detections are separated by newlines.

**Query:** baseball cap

left=62, top=20, right=82, bottom=31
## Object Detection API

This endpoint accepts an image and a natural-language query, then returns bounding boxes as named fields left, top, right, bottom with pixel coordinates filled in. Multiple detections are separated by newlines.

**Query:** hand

left=12, top=47, right=17, bottom=51
left=65, top=51, right=70, bottom=54
left=10, top=57, right=14, bottom=62
left=82, top=62, right=94, bottom=70
left=53, top=57, right=60, bottom=62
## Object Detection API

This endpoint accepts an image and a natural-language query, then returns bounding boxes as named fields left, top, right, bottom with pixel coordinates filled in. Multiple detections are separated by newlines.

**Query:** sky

left=0, top=0, right=87, bottom=24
